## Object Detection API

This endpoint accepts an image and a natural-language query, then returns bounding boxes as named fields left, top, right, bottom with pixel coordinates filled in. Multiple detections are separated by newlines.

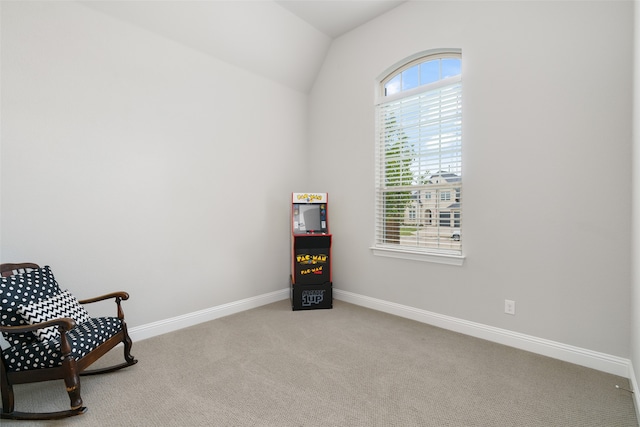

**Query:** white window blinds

left=375, top=70, right=462, bottom=256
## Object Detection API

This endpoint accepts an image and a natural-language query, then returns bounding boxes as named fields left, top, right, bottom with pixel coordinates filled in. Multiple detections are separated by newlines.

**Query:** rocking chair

left=0, top=263, right=138, bottom=420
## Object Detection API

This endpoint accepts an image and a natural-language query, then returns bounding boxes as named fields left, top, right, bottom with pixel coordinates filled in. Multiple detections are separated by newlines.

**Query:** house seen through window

left=374, top=51, right=462, bottom=260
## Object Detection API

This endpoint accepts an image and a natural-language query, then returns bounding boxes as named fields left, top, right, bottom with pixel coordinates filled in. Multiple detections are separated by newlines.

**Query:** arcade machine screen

left=293, top=203, right=327, bottom=234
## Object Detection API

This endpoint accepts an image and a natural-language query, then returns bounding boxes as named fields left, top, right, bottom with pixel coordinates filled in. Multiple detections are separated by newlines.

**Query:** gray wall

left=309, top=1, right=634, bottom=357
left=632, top=0, right=640, bottom=408
left=0, top=1, right=307, bottom=327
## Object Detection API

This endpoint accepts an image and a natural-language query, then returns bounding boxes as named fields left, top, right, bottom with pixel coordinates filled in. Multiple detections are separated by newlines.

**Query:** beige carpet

left=2, top=299, right=638, bottom=426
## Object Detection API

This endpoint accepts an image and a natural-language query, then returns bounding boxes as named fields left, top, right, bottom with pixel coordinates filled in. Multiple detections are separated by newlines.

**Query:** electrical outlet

left=504, top=299, right=516, bottom=315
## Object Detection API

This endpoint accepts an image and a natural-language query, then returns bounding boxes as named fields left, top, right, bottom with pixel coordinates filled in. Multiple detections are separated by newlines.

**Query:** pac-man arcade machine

left=290, top=193, right=332, bottom=310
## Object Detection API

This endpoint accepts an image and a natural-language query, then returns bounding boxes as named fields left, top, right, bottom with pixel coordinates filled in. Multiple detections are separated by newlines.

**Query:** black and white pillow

left=17, top=290, right=91, bottom=342
left=0, top=266, right=63, bottom=345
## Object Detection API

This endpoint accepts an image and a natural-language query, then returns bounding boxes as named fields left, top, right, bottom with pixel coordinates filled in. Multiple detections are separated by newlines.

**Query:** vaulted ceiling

left=82, top=1, right=406, bottom=93
left=275, top=0, right=406, bottom=39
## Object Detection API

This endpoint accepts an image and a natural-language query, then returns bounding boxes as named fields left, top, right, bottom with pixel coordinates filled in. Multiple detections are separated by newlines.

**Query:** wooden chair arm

left=0, top=318, right=76, bottom=335
left=78, top=292, right=129, bottom=305
left=78, top=292, right=130, bottom=320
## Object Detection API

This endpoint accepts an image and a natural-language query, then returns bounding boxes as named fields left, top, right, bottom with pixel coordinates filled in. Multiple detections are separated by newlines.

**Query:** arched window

left=373, top=50, right=463, bottom=264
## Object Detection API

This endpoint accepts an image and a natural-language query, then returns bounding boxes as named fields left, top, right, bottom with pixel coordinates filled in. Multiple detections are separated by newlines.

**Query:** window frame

left=371, top=49, right=465, bottom=266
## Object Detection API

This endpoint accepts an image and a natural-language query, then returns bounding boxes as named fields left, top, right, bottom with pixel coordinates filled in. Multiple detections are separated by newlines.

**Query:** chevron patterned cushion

left=17, top=290, right=91, bottom=342
left=2, top=317, right=123, bottom=372
left=1, top=267, right=36, bottom=277
left=0, top=265, right=63, bottom=346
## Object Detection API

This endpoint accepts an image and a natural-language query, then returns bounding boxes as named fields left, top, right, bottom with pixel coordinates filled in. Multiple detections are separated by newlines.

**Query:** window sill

left=370, top=246, right=465, bottom=266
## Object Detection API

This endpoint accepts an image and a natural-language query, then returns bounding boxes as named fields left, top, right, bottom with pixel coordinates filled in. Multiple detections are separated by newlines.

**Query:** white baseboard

left=128, top=288, right=289, bottom=342
left=334, top=289, right=632, bottom=378
left=127, top=286, right=632, bottom=381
